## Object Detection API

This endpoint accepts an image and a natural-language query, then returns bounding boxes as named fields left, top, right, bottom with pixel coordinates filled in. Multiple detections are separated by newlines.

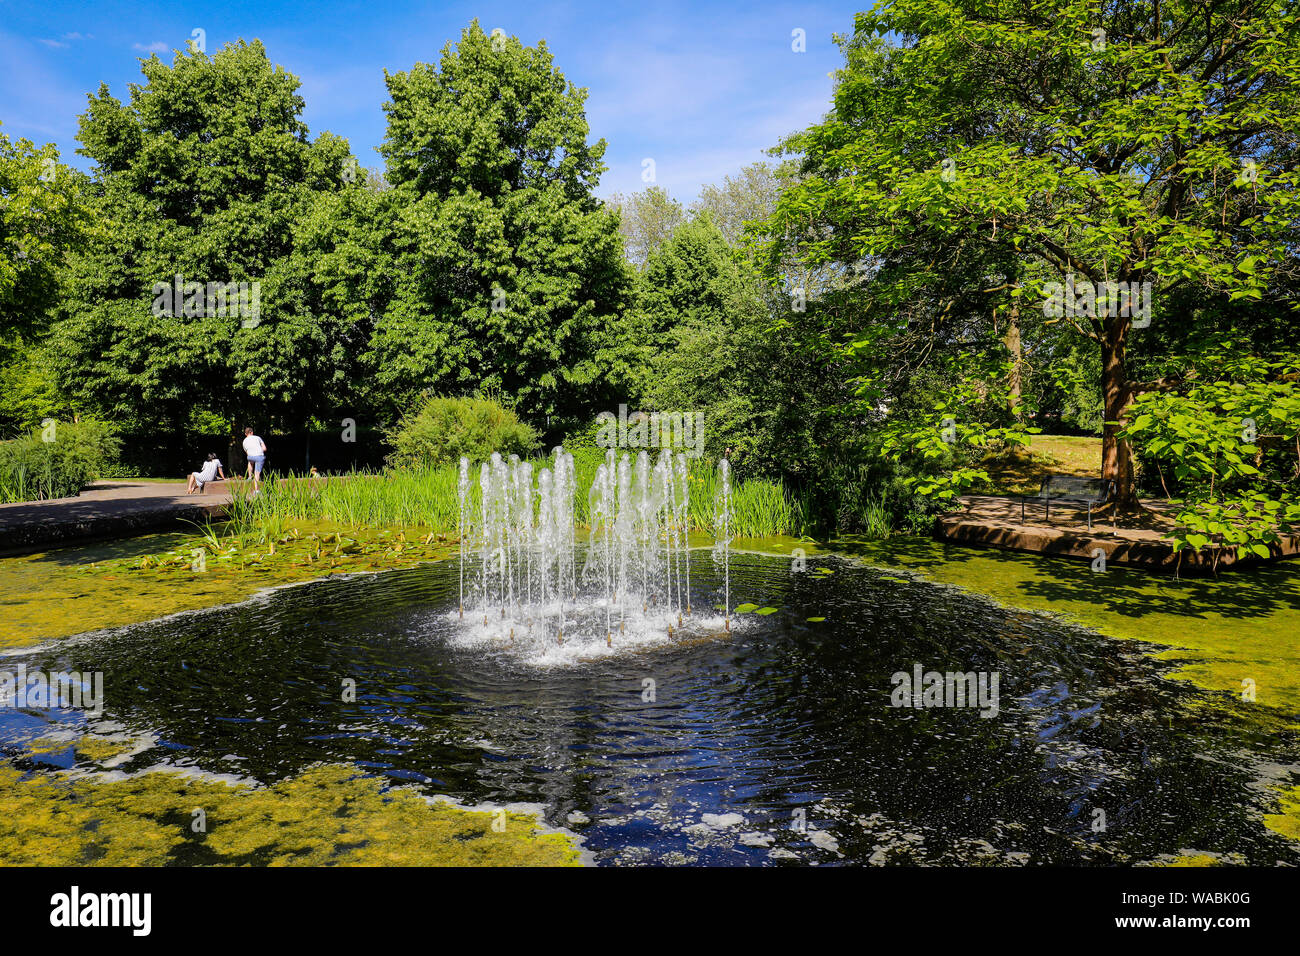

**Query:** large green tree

left=0, top=129, right=91, bottom=342
left=371, top=22, right=634, bottom=432
left=771, top=0, right=1300, bottom=506
left=0, top=129, right=93, bottom=431
left=52, top=40, right=358, bottom=435
left=635, top=214, right=859, bottom=481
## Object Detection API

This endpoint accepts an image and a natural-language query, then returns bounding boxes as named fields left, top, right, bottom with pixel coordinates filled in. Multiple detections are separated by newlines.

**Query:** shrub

left=387, top=396, right=539, bottom=470
left=0, top=419, right=121, bottom=502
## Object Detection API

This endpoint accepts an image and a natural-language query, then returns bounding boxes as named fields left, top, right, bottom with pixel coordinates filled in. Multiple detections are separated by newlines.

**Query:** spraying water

left=453, top=447, right=734, bottom=661
left=713, top=458, right=733, bottom=631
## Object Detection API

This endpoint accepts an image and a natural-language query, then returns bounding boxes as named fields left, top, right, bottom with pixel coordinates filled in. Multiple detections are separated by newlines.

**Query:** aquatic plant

left=219, top=452, right=801, bottom=540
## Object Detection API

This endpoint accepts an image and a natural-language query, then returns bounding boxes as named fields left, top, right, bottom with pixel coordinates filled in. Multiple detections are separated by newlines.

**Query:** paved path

left=0, top=480, right=234, bottom=553
left=937, top=495, right=1298, bottom=573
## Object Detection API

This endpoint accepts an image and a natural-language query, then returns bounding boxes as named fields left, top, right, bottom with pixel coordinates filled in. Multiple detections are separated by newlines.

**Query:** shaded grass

left=977, top=434, right=1102, bottom=496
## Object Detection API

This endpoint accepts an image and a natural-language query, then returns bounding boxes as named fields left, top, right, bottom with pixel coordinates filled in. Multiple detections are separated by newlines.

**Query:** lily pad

left=755, top=607, right=778, bottom=616
left=734, top=603, right=760, bottom=614
left=806, top=616, right=826, bottom=622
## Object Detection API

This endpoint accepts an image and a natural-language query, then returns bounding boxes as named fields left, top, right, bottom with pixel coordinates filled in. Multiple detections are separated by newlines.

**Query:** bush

left=0, top=419, right=121, bottom=502
left=387, top=396, right=539, bottom=470
left=789, top=454, right=948, bottom=539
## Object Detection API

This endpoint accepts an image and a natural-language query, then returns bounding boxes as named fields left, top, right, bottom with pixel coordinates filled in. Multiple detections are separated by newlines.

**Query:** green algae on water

left=0, top=524, right=458, bottom=650
left=834, top=537, right=1300, bottom=725
left=0, top=762, right=584, bottom=867
left=1264, top=785, right=1300, bottom=842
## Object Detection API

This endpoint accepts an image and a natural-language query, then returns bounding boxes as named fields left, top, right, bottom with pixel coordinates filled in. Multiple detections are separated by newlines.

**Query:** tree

left=770, top=0, right=1300, bottom=507
left=372, top=22, right=635, bottom=431
left=0, top=128, right=93, bottom=432
left=691, top=162, right=785, bottom=246
left=52, top=39, right=358, bottom=435
left=0, top=129, right=91, bottom=342
left=635, top=215, right=858, bottom=481
left=607, top=186, right=685, bottom=268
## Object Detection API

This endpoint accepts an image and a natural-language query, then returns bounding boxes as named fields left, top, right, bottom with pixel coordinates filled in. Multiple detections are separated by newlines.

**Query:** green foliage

left=387, top=396, right=539, bottom=469
left=0, top=341, right=78, bottom=432
left=52, top=39, right=359, bottom=434
left=767, top=0, right=1300, bottom=500
left=1040, top=342, right=1104, bottom=435
left=690, top=162, right=787, bottom=247
left=368, top=21, right=635, bottom=427
left=635, top=216, right=857, bottom=481
left=0, top=419, right=121, bottom=503
left=607, top=186, right=685, bottom=268
left=224, top=470, right=466, bottom=533
left=0, top=127, right=93, bottom=343
left=1121, top=352, right=1300, bottom=562
left=881, top=372, right=1037, bottom=504
left=217, top=451, right=799, bottom=540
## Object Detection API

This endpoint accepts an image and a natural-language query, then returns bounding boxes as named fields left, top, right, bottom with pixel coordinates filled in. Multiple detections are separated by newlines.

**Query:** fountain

left=451, top=446, right=733, bottom=659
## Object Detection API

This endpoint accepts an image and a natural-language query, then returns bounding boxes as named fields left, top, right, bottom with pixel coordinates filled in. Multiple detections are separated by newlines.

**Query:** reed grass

left=221, top=453, right=803, bottom=541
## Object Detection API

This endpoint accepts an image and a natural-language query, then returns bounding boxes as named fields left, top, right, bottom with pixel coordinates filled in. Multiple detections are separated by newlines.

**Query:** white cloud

left=36, top=32, right=94, bottom=50
left=132, top=41, right=170, bottom=53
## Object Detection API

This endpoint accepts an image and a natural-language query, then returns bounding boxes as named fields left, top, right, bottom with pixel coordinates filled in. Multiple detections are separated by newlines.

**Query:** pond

left=4, top=551, right=1298, bottom=866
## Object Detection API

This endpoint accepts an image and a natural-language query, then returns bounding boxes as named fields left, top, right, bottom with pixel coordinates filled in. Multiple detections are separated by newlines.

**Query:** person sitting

left=186, top=453, right=227, bottom=494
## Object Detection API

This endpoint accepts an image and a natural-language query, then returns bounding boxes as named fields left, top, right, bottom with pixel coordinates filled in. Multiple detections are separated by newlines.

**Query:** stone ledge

left=936, top=496, right=1300, bottom=575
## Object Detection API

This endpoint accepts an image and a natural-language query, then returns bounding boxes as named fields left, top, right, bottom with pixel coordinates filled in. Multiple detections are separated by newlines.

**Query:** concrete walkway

left=937, top=494, right=1300, bottom=573
left=0, top=480, right=234, bottom=553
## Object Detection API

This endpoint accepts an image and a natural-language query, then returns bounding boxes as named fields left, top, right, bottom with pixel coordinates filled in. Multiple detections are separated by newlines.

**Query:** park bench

left=1020, top=475, right=1114, bottom=531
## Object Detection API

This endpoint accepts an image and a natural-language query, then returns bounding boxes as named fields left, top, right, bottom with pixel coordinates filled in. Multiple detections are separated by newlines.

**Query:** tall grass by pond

left=0, top=421, right=121, bottom=504
left=222, top=450, right=806, bottom=540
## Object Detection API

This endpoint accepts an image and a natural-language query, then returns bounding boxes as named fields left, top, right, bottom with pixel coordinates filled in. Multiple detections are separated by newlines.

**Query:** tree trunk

left=1004, top=300, right=1022, bottom=420
left=1100, top=315, right=1139, bottom=508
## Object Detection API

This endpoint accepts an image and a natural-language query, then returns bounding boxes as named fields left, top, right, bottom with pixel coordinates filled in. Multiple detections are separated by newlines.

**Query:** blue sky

left=0, top=0, right=851, bottom=201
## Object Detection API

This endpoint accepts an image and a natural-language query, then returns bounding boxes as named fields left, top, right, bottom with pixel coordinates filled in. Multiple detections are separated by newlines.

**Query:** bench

left=1020, top=475, right=1114, bottom=530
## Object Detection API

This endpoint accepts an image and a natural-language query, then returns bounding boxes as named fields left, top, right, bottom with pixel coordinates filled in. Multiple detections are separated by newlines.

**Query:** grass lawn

left=978, top=433, right=1103, bottom=496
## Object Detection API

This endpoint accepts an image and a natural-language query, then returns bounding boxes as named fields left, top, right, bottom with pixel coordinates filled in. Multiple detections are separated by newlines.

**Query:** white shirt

left=198, top=459, right=221, bottom=482
left=242, top=435, right=265, bottom=458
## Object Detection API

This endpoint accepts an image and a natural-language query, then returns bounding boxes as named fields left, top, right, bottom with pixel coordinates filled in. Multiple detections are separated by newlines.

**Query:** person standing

left=242, top=427, right=268, bottom=492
